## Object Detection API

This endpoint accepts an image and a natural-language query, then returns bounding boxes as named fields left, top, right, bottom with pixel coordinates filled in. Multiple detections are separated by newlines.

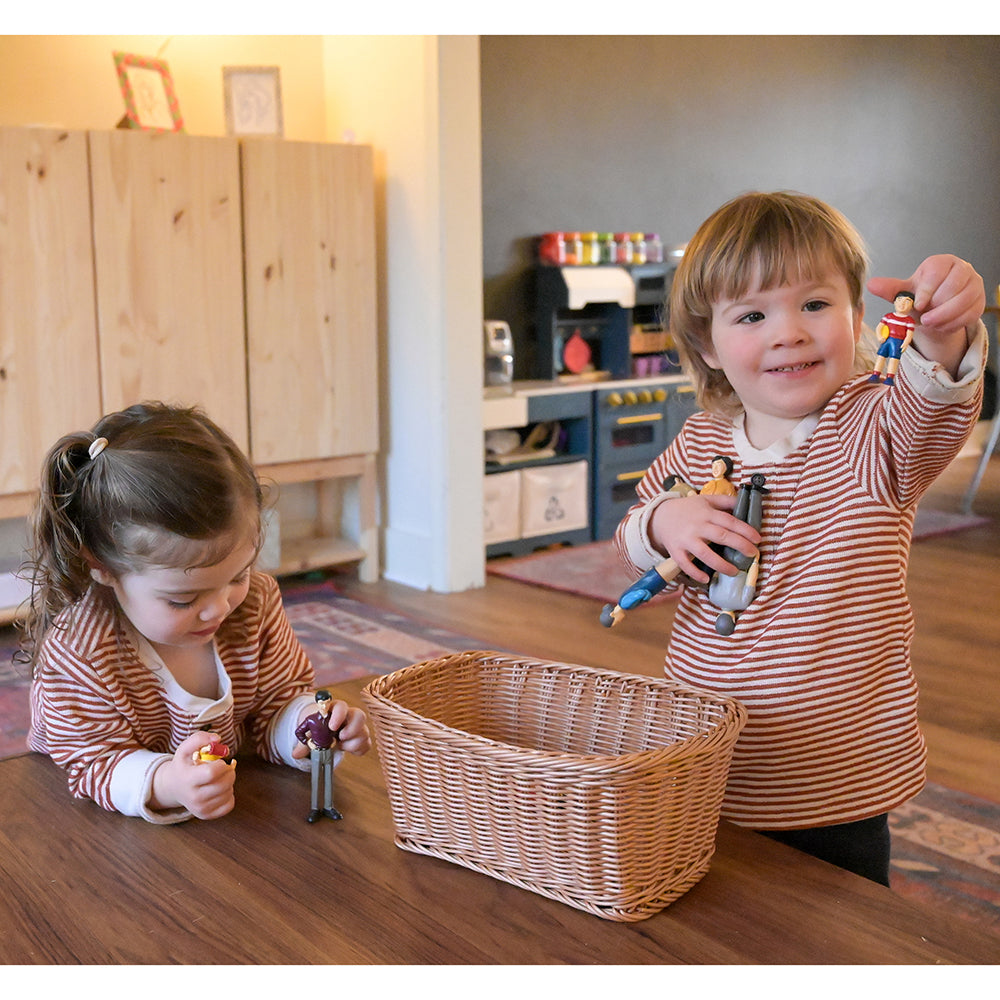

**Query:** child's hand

left=150, top=731, right=237, bottom=820
left=332, top=703, right=372, bottom=756
left=868, top=255, right=985, bottom=334
left=648, top=493, right=760, bottom=585
left=295, top=698, right=372, bottom=757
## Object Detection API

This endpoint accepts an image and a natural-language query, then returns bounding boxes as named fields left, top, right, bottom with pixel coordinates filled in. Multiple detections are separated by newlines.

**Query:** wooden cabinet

left=0, top=127, right=379, bottom=622
left=88, top=131, right=249, bottom=450
left=242, top=140, right=377, bottom=464
left=0, top=128, right=101, bottom=514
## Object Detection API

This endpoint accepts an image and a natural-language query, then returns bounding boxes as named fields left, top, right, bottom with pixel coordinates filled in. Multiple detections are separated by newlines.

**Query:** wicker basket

left=362, top=651, right=747, bottom=922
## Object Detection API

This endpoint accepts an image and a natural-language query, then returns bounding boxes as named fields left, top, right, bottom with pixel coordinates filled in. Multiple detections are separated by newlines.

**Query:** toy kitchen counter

left=483, top=376, right=697, bottom=556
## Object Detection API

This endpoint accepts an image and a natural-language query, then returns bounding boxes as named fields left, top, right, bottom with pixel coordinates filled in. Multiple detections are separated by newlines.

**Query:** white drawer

left=519, top=460, right=588, bottom=538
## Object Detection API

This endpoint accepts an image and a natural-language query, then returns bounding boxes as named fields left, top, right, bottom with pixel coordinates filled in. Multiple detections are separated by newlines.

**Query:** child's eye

left=803, top=299, right=829, bottom=312
left=167, top=598, right=196, bottom=609
left=737, top=311, right=765, bottom=325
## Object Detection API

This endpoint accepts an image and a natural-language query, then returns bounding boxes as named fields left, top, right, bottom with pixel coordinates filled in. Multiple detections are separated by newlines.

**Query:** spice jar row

left=538, top=231, right=664, bottom=267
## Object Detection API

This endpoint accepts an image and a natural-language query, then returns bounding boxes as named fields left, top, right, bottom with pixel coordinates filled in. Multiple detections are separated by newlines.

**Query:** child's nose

left=200, top=591, right=231, bottom=620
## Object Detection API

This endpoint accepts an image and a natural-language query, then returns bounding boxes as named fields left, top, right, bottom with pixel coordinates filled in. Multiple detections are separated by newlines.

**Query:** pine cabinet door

left=88, top=131, right=249, bottom=451
left=241, top=141, right=377, bottom=465
left=0, top=128, right=101, bottom=498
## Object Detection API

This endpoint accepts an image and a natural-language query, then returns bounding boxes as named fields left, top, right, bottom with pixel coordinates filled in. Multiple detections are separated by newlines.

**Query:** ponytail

left=19, top=402, right=263, bottom=670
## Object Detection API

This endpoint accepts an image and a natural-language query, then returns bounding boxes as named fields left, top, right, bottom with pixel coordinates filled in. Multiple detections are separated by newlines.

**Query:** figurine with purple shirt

left=294, top=690, right=344, bottom=823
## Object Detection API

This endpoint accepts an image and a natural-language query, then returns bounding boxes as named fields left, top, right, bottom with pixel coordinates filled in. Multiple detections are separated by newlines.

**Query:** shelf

left=257, top=454, right=378, bottom=584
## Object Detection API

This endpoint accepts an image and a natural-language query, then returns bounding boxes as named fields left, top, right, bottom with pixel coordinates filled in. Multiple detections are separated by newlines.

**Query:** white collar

left=730, top=410, right=821, bottom=464
left=131, top=630, right=234, bottom=724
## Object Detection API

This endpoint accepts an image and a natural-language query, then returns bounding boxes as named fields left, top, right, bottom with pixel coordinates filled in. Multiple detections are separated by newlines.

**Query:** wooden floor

left=336, top=428, right=1000, bottom=804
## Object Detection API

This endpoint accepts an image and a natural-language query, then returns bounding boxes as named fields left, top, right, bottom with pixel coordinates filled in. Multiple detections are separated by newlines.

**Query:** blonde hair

left=669, top=191, right=871, bottom=417
left=20, top=401, right=264, bottom=668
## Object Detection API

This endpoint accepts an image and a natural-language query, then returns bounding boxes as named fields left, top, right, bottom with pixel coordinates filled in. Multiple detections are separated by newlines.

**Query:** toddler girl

left=615, top=191, right=986, bottom=883
left=23, top=401, right=370, bottom=824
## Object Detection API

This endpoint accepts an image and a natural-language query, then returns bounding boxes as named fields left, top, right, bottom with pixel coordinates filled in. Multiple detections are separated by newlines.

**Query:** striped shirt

left=616, top=328, right=986, bottom=829
left=29, top=571, right=315, bottom=823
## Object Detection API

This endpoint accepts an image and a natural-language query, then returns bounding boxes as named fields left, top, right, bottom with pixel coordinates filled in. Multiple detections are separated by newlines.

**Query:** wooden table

left=1, top=678, right=996, bottom=965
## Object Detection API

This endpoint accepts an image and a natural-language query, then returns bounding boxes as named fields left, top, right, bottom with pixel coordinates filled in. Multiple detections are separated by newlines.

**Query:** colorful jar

left=564, top=231, right=583, bottom=265
left=538, top=232, right=566, bottom=265
left=613, top=232, right=632, bottom=265
left=630, top=232, right=647, bottom=265
left=580, top=231, right=600, bottom=265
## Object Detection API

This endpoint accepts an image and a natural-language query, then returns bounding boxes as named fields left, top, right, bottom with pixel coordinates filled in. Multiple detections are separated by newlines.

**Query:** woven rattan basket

left=362, top=651, right=747, bottom=922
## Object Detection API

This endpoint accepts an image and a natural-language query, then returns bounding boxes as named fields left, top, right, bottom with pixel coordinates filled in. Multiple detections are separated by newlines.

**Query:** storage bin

left=362, top=651, right=747, bottom=921
left=519, top=459, right=588, bottom=538
left=483, top=470, right=521, bottom=544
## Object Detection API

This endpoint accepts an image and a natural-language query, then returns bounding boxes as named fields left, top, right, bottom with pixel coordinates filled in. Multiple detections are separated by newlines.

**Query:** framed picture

left=113, top=52, right=184, bottom=132
left=223, top=67, right=284, bottom=137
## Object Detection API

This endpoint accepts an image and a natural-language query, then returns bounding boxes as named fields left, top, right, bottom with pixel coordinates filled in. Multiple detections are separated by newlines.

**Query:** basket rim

left=361, top=650, right=748, bottom=774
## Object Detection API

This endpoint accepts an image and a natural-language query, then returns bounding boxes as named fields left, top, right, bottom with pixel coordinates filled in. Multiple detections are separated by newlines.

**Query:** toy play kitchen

left=482, top=233, right=698, bottom=556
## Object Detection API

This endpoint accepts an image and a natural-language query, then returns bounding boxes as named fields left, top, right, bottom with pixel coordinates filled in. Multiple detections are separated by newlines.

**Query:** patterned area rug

left=0, top=578, right=997, bottom=936
left=487, top=506, right=992, bottom=604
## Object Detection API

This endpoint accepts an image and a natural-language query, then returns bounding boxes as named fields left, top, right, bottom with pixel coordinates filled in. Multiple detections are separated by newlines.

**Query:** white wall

left=322, top=36, right=485, bottom=592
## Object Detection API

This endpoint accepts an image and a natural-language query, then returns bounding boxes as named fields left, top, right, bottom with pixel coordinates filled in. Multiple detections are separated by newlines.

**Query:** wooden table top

left=1, top=677, right=996, bottom=965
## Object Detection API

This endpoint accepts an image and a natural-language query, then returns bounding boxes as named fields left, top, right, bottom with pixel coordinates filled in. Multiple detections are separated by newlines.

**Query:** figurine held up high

left=869, top=290, right=916, bottom=386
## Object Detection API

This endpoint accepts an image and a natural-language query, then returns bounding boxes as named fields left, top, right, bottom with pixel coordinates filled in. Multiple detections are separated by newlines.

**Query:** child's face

left=92, top=539, right=256, bottom=653
left=702, top=267, right=862, bottom=447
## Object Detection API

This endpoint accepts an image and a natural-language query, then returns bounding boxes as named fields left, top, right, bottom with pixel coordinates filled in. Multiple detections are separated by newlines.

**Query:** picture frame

left=223, top=66, right=284, bottom=137
left=113, top=52, right=184, bottom=132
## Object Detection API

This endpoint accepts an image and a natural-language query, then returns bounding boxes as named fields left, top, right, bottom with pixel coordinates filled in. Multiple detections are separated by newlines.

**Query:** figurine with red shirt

left=294, top=690, right=344, bottom=823
left=869, top=290, right=917, bottom=385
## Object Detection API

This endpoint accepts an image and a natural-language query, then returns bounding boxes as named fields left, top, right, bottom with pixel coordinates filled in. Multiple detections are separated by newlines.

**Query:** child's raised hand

left=868, top=255, right=985, bottom=334
left=333, top=704, right=371, bottom=756
left=648, top=493, right=760, bottom=585
left=150, top=731, right=237, bottom=820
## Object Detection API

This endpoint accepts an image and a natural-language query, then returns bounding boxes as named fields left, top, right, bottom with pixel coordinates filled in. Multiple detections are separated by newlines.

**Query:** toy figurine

left=699, top=456, right=738, bottom=497
left=192, top=738, right=234, bottom=766
left=294, top=690, right=343, bottom=823
left=600, top=476, right=697, bottom=628
left=869, top=290, right=916, bottom=386
left=708, top=474, right=768, bottom=635
left=600, top=465, right=767, bottom=636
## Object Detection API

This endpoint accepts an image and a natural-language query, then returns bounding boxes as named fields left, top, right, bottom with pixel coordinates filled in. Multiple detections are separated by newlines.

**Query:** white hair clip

left=88, top=437, right=109, bottom=460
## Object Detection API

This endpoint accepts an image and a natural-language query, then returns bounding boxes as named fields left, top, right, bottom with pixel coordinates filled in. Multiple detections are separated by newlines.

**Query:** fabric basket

left=362, top=651, right=747, bottom=921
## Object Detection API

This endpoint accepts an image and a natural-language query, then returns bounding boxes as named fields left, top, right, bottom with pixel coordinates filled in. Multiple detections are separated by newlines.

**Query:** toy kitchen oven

left=591, top=379, right=698, bottom=539
left=533, top=260, right=697, bottom=539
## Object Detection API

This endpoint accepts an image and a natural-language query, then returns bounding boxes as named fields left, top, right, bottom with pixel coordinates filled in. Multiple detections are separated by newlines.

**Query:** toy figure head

left=893, top=291, right=916, bottom=314
left=315, top=689, right=333, bottom=715
left=711, top=455, right=734, bottom=478
left=669, top=191, right=869, bottom=417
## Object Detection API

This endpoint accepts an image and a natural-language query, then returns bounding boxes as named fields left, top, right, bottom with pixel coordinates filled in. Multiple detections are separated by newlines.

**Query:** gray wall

left=481, top=35, right=1000, bottom=379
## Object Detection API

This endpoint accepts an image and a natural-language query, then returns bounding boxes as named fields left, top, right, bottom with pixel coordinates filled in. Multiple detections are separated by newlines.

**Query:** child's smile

left=702, top=269, right=863, bottom=449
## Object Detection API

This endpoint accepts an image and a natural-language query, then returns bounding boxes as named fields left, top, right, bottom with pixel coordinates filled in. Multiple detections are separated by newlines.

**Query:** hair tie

left=88, top=437, right=109, bottom=460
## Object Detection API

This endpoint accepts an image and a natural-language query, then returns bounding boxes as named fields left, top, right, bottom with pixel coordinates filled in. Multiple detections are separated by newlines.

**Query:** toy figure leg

left=308, top=748, right=342, bottom=822
left=321, top=751, right=341, bottom=820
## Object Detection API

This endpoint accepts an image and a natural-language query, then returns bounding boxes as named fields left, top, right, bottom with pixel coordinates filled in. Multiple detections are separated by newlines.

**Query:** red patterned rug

left=0, top=578, right=997, bottom=936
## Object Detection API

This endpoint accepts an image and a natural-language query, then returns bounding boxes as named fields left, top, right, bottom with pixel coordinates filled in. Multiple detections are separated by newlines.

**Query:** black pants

left=760, top=813, right=891, bottom=886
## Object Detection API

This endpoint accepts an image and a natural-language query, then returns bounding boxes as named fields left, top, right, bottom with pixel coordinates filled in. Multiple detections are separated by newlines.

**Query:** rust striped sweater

left=615, top=329, right=986, bottom=828
left=29, top=571, right=316, bottom=823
